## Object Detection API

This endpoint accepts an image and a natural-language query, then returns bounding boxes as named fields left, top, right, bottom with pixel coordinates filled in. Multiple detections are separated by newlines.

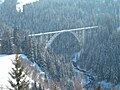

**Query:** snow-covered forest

left=0, top=0, right=120, bottom=90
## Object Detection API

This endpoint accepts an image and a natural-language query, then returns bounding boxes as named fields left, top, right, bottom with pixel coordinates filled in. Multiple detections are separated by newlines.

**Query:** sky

left=17, top=0, right=38, bottom=5
left=17, top=0, right=39, bottom=11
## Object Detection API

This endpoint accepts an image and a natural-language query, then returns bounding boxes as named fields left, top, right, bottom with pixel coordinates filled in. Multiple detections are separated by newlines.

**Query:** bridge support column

left=82, top=30, right=85, bottom=47
left=40, top=36, right=43, bottom=43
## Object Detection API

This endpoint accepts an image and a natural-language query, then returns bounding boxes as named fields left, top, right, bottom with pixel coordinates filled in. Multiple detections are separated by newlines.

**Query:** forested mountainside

left=0, top=0, right=120, bottom=90
left=0, top=0, right=119, bottom=33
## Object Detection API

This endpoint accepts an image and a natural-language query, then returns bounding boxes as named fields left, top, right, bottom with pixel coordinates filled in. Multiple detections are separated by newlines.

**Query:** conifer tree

left=8, top=54, right=29, bottom=90
left=1, top=30, right=12, bottom=54
left=32, top=82, right=43, bottom=90
left=95, top=85, right=101, bottom=90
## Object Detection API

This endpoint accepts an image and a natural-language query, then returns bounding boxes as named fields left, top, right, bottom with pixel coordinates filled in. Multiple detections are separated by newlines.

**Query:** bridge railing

left=28, top=26, right=99, bottom=37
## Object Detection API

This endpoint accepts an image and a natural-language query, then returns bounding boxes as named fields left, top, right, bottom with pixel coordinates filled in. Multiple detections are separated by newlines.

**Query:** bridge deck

left=29, top=26, right=99, bottom=37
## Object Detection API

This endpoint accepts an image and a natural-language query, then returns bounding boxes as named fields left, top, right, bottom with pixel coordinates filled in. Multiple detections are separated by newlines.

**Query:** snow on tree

left=8, top=54, right=29, bottom=90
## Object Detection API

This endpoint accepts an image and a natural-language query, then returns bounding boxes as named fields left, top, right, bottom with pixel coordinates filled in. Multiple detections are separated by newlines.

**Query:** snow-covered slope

left=0, top=54, right=45, bottom=90
left=0, top=55, right=13, bottom=89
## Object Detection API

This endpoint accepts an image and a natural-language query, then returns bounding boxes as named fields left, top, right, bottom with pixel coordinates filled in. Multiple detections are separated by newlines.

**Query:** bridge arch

left=45, top=31, right=82, bottom=49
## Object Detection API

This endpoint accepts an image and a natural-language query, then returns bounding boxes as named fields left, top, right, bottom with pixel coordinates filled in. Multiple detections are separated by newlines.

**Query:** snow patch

left=98, top=81, right=113, bottom=90
left=0, top=55, right=16, bottom=89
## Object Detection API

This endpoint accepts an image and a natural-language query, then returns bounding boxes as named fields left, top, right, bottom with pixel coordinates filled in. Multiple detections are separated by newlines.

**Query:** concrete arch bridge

left=29, top=26, right=99, bottom=52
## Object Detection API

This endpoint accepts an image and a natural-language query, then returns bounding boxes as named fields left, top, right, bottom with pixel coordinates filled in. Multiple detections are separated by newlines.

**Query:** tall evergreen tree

left=21, top=35, right=31, bottom=58
left=1, top=30, right=12, bottom=54
left=8, top=54, right=29, bottom=90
